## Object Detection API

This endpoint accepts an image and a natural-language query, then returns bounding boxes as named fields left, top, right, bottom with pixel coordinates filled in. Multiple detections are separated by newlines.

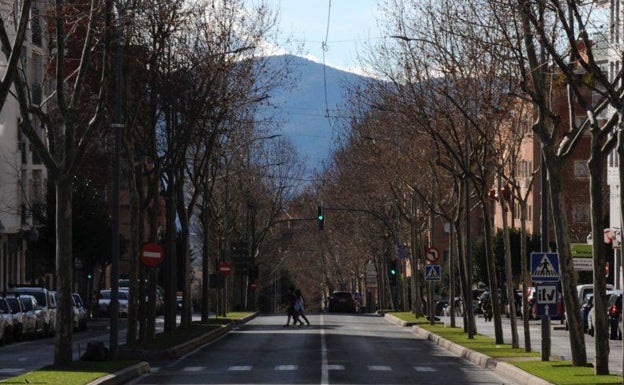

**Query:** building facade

left=0, top=0, right=48, bottom=291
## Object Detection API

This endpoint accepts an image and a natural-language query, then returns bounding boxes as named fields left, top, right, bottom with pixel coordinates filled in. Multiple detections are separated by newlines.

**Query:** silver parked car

left=18, top=294, right=46, bottom=337
left=72, top=293, right=88, bottom=331
left=0, top=297, right=15, bottom=344
left=4, top=296, right=26, bottom=341
left=97, top=289, right=130, bottom=317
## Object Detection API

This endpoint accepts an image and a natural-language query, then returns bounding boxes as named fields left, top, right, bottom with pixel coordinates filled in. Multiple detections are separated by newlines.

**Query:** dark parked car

left=608, top=292, right=622, bottom=340
left=327, top=291, right=356, bottom=313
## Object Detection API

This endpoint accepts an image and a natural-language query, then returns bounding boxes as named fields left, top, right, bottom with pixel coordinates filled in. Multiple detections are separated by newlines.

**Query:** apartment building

left=0, top=0, right=48, bottom=291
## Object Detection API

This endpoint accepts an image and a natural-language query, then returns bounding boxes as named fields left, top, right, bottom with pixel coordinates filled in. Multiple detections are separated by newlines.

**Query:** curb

left=88, top=312, right=259, bottom=385
left=86, top=361, right=150, bottom=385
left=383, top=313, right=555, bottom=385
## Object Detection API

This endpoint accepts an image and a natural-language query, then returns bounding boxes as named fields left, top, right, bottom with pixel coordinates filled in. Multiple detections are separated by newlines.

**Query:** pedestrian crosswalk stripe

left=228, top=365, right=252, bottom=371
left=275, top=365, right=297, bottom=370
left=326, top=364, right=345, bottom=370
left=182, top=366, right=204, bottom=372
left=0, top=369, right=24, bottom=374
left=368, top=365, right=392, bottom=371
left=414, top=366, right=436, bottom=372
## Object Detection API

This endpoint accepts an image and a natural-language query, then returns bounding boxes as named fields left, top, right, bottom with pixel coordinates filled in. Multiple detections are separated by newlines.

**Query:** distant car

left=72, top=293, right=88, bottom=331
left=0, top=297, right=15, bottom=344
left=587, top=289, right=623, bottom=338
left=327, top=291, right=356, bottom=313
left=97, top=289, right=130, bottom=317
left=607, top=292, right=622, bottom=340
left=0, top=307, right=5, bottom=345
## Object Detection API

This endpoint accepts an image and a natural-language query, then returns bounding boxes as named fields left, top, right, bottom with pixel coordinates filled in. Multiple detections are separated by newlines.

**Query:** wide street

left=128, top=313, right=519, bottom=385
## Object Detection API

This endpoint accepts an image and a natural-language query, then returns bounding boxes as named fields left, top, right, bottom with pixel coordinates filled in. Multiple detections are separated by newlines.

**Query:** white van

left=577, top=283, right=613, bottom=306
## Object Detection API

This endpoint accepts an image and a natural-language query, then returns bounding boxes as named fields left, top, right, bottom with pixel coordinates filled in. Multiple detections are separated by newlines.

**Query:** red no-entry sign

left=219, top=261, right=232, bottom=276
left=141, top=243, right=164, bottom=267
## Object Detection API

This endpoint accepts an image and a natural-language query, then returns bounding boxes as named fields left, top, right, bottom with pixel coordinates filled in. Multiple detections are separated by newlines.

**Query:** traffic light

left=388, top=259, right=398, bottom=286
left=317, top=205, right=324, bottom=230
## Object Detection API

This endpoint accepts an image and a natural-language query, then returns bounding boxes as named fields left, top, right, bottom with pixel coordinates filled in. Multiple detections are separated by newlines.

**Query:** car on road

left=327, top=291, right=356, bottom=313
left=0, top=297, right=15, bottom=344
left=97, top=289, right=130, bottom=317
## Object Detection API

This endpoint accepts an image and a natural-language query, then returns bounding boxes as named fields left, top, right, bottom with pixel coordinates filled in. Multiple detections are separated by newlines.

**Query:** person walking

left=283, top=288, right=299, bottom=327
left=294, top=289, right=311, bottom=326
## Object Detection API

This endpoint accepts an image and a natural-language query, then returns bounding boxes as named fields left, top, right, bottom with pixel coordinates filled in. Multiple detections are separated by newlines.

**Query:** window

left=574, top=160, right=589, bottom=178
left=572, top=204, right=590, bottom=223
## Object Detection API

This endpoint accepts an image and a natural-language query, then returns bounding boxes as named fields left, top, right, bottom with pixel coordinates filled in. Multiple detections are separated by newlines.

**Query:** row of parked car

left=583, top=288, right=623, bottom=340
left=0, top=285, right=88, bottom=346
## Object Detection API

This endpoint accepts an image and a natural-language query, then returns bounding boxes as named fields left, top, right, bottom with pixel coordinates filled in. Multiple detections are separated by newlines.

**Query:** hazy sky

left=267, top=0, right=382, bottom=74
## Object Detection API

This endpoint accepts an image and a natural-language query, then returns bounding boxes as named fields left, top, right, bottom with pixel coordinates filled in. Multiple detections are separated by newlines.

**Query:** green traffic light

left=390, top=269, right=396, bottom=275
left=318, top=215, right=324, bottom=220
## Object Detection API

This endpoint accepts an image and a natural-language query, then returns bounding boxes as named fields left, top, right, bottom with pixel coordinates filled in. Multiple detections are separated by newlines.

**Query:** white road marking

left=414, top=366, right=437, bottom=372
left=0, top=369, right=24, bottom=374
left=275, top=365, right=297, bottom=370
left=368, top=365, right=392, bottom=371
left=326, top=364, right=345, bottom=370
left=228, top=365, right=252, bottom=371
left=321, top=313, right=328, bottom=385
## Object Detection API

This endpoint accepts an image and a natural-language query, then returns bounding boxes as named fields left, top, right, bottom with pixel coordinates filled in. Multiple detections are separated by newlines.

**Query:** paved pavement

left=388, top=313, right=624, bottom=384
left=458, top=314, right=624, bottom=374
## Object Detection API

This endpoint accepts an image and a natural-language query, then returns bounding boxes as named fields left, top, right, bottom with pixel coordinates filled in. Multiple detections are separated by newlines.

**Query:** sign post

left=531, top=252, right=560, bottom=361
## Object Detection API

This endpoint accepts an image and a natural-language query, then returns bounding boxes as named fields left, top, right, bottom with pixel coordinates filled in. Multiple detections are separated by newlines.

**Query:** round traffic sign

left=219, top=261, right=232, bottom=276
left=425, top=247, right=440, bottom=263
left=141, top=243, right=164, bottom=267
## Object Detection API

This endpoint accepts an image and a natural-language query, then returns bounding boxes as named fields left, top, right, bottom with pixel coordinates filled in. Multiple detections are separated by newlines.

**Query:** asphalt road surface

left=128, top=313, right=520, bottom=385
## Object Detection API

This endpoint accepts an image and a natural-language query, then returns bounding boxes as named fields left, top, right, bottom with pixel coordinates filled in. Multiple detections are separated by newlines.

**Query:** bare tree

left=0, top=0, right=111, bottom=365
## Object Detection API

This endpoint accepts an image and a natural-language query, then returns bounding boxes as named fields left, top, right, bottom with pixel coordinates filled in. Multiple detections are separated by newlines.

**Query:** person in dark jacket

left=283, top=288, right=299, bottom=326
left=294, top=289, right=311, bottom=326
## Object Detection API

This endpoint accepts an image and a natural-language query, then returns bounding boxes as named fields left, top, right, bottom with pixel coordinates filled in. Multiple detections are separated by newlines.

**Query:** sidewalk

left=461, top=314, right=624, bottom=373
left=385, top=313, right=624, bottom=385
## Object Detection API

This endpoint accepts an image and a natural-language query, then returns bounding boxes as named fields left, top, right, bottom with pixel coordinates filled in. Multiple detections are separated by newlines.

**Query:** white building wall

left=0, top=0, right=47, bottom=291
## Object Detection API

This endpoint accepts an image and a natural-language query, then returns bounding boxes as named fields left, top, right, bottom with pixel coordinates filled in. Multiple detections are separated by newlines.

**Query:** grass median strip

left=389, top=311, right=622, bottom=385
left=0, top=312, right=254, bottom=385
left=0, top=361, right=139, bottom=385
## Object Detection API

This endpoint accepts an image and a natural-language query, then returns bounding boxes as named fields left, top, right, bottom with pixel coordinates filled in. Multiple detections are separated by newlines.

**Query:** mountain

left=263, top=55, right=371, bottom=174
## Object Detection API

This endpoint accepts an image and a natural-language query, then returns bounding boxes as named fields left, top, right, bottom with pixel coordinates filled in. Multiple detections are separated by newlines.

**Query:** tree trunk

left=519, top=201, right=531, bottom=352
left=411, top=192, right=424, bottom=317
left=481, top=202, right=504, bottom=344
left=53, top=176, right=73, bottom=366
left=589, top=123, right=610, bottom=374
left=546, top=157, right=587, bottom=366
left=499, top=177, right=519, bottom=348
left=176, top=181, right=192, bottom=329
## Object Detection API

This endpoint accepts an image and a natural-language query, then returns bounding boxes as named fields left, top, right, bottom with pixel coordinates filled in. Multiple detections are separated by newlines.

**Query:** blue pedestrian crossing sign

left=424, top=265, right=441, bottom=281
left=530, top=252, right=560, bottom=282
